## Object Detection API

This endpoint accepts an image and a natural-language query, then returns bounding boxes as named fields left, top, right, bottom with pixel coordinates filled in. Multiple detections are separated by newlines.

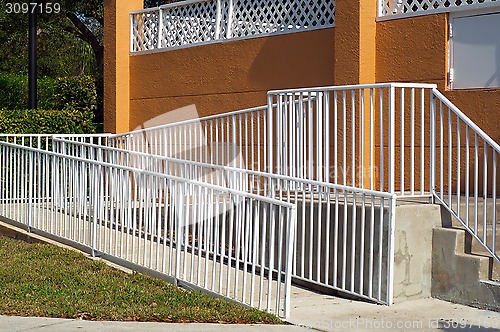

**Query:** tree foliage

left=0, top=0, right=100, bottom=78
left=0, top=73, right=97, bottom=113
left=145, top=0, right=184, bottom=8
left=0, top=0, right=103, bottom=118
left=0, top=0, right=181, bottom=120
left=0, top=108, right=96, bottom=134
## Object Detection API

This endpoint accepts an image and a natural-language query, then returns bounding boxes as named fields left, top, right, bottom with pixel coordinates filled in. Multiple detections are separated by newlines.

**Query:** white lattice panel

left=131, top=0, right=335, bottom=52
left=132, top=12, right=159, bottom=52
left=161, top=1, right=219, bottom=48
left=230, top=0, right=335, bottom=38
left=379, top=0, right=499, bottom=19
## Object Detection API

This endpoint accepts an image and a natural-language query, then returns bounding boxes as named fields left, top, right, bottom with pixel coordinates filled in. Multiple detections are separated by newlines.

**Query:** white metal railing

left=269, top=83, right=500, bottom=263
left=109, top=83, right=437, bottom=197
left=267, top=83, right=437, bottom=197
left=53, top=136, right=397, bottom=305
left=109, top=105, right=270, bottom=174
left=270, top=84, right=500, bottom=264
left=378, top=0, right=500, bottom=21
left=430, top=89, right=500, bottom=261
left=1, top=82, right=498, bottom=310
left=0, top=137, right=297, bottom=318
left=131, top=0, right=336, bottom=52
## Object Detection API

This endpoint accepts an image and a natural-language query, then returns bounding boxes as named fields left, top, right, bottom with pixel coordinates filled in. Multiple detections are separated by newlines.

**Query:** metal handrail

left=54, top=136, right=396, bottom=200
left=53, top=135, right=398, bottom=306
left=109, top=105, right=267, bottom=139
left=0, top=139, right=293, bottom=207
left=4, top=81, right=498, bottom=309
left=0, top=137, right=297, bottom=318
left=430, top=87, right=500, bottom=263
left=109, top=96, right=317, bottom=139
left=268, top=82, right=437, bottom=94
left=432, top=89, right=500, bottom=154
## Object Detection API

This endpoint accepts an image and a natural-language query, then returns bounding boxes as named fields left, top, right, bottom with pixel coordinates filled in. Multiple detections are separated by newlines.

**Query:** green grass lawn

left=0, top=236, right=282, bottom=324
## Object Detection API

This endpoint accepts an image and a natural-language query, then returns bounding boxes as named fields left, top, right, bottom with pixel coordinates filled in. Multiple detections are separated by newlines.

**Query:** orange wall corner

left=334, top=0, right=377, bottom=86
left=104, top=0, right=143, bottom=134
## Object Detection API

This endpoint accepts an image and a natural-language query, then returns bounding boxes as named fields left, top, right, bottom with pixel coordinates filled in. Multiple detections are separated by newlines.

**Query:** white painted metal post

left=283, top=205, right=296, bottom=318
left=158, top=9, right=163, bottom=49
left=386, top=196, right=396, bottom=305
left=388, top=86, right=396, bottom=194
left=225, top=0, right=234, bottom=39
left=377, top=0, right=385, bottom=18
left=215, top=0, right=222, bottom=39
left=267, top=94, right=274, bottom=174
left=28, top=148, right=34, bottom=231
left=430, top=90, right=437, bottom=201
left=130, top=14, right=135, bottom=52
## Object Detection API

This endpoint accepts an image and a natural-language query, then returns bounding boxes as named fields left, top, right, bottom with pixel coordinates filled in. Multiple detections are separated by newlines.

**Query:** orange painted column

left=334, top=0, right=378, bottom=188
left=334, top=0, right=377, bottom=85
left=104, top=0, right=143, bottom=134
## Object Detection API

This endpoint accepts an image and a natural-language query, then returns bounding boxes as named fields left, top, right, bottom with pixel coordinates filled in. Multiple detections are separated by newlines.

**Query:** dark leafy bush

left=0, top=109, right=96, bottom=134
left=0, top=73, right=27, bottom=110
left=0, top=73, right=97, bottom=114
left=40, top=76, right=97, bottom=113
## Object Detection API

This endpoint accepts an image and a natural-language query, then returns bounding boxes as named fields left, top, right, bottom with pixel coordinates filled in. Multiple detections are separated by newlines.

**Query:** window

left=449, top=10, right=500, bottom=89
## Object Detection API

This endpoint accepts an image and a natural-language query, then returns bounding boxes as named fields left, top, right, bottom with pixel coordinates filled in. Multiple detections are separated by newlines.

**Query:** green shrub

left=40, top=76, right=97, bottom=113
left=0, top=73, right=97, bottom=114
left=0, top=109, right=96, bottom=134
left=0, top=73, right=27, bottom=110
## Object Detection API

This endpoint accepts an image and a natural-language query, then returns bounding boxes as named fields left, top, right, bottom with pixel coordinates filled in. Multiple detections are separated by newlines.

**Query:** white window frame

left=449, top=8, right=500, bottom=90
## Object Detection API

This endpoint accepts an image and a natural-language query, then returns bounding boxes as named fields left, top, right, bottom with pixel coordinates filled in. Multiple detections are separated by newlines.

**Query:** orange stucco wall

left=105, top=0, right=499, bottom=147
left=103, top=0, right=143, bottom=133
left=376, top=13, right=500, bottom=193
left=128, top=29, right=336, bottom=131
left=376, top=14, right=500, bottom=141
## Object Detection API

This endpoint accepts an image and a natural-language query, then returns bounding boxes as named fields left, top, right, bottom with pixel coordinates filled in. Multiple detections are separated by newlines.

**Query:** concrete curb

left=0, top=316, right=311, bottom=332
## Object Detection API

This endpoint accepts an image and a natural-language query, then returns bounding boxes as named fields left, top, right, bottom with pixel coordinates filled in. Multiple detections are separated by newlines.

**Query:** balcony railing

left=131, top=0, right=336, bottom=53
left=378, top=0, right=500, bottom=21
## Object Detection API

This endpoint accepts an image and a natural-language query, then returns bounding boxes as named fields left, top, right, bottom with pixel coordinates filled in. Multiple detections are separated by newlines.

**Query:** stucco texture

left=376, top=14, right=500, bottom=141
left=128, top=29, right=336, bottom=131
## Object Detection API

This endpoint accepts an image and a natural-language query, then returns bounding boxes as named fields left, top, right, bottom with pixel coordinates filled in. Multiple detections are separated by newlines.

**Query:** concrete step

left=441, top=195, right=500, bottom=226
left=449, top=220, right=500, bottom=281
left=432, top=227, right=500, bottom=310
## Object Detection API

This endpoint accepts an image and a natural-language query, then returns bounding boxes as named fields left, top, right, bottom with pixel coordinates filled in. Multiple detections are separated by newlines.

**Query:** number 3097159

left=6, top=2, right=61, bottom=14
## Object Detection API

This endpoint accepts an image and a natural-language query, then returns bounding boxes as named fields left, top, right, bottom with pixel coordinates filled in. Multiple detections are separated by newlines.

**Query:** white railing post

left=267, top=93, right=274, bottom=175
left=430, top=90, right=437, bottom=202
left=283, top=205, right=296, bottom=318
left=130, top=14, right=135, bottom=52
left=27, top=148, right=34, bottom=231
left=158, top=8, right=163, bottom=49
left=386, top=196, right=396, bottom=305
left=388, top=86, right=396, bottom=194
left=377, top=0, right=383, bottom=18
left=175, top=180, right=183, bottom=282
left=90, top=147, right=99, bottom=257
left=225, top=0, right=234, bottom=39
left=215, top=0, right=222, bottom=40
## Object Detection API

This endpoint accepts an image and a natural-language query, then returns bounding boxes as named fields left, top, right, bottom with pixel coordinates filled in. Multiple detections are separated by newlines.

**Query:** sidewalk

left=3, top=296, right=500, bottom=332
left=289, top=288, right=500, bottom=331
left=0, top=316, right=309, bottom=332
left=2, top=221, right=500, bottom=331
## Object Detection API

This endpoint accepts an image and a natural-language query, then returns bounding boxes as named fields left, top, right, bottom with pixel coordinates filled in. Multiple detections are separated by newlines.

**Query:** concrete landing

left=288, top=291, right=500, bottom=331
